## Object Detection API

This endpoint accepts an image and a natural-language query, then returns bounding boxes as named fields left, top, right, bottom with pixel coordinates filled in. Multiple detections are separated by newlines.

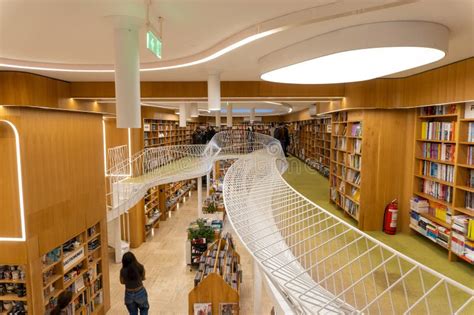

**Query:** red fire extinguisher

left=383, top=199, right=398, bottom=235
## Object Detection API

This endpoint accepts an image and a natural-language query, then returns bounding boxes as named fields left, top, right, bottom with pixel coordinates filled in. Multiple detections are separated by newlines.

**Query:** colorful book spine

left=420, top=161, right=454, bottom=182
left=420, top=121, right=456, bottom=141
left=421, top=143, right=455, bottom=162
left=421, top=179, right=453, bottom=203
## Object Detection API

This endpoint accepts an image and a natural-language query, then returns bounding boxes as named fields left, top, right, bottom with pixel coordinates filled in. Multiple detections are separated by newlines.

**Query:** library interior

left=1, top=0, right=474, bottom=314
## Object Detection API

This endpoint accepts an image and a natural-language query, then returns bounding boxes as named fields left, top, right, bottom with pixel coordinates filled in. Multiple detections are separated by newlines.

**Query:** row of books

left=350, top=123, right=362, bottom=137
left=420, top=104, right=457, bottom=116
left=333, top=124, right=347, bottom=136
left=420, top=121, right=456, bottom=141
left=421, top=179, right=453, bottom=203
left=419, top=161, right=455, bottom=183
left=344, top=197, right=359, bottom=217
left=467, top=122, right=474, bottom=142
left=465, top=192, right=474, bottom=210
left=421, top=143, right=455, bottom=162
left=346, top=169, right=361, bottom=185
left=350, top=186, right=360, bottom=202
left=352, top=139, right=362, bottom=154
left=334, top=111, right=348, bottom=121
left=348, top=154, right=361, bottom=170
left=334, top=137, right=347, bottom=150
left=410, top=211, right=450, bottom=249
left=451, top=232, right=474, bottom=263
left=467, top=146, right=474, bottom=165
left=410, top=197, right=452, bottom=224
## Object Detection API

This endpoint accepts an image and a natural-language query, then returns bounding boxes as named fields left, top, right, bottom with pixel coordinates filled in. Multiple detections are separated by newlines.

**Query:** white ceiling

left=0, top=0, right=473, bottom=82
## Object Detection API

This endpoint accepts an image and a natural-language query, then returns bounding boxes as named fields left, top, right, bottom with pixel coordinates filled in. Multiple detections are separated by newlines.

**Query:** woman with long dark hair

left=120, top=252, right=149, bottom=315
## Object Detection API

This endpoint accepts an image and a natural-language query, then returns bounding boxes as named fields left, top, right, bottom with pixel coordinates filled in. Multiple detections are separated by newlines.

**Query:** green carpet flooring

left=282, top=157, right=473, bottom=290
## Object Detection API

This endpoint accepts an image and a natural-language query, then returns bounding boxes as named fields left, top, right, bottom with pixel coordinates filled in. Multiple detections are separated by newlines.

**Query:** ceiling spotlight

left=260, top=21, right=448, bottom=84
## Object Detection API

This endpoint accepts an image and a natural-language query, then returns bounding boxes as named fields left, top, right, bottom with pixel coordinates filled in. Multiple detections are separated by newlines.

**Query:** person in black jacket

left=274, top=123, right=290, bottom=157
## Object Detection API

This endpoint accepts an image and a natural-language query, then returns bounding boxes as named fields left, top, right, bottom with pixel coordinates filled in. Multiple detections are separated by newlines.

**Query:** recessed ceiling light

left=260, top=21, right=449, bottom=84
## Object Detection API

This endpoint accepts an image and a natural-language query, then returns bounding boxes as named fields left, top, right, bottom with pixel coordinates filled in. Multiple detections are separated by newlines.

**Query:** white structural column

left=113, top=18, right=143, bottom=128
left=254, top=259, right=263, bottom=315
left=250, top=107, right=256, bottom=123
left=215, top=110, right=221, bottom=128
left=197, top=176, right=203, bottom=217
left=226, top=103, right=233, bottom=127
left=190, top=103, right=199, bottom=117
left=179, top=103, right=187, bottom=127
left=206, top=172, right=210, bottom=197
left=208, top=73, right=221, bottom=111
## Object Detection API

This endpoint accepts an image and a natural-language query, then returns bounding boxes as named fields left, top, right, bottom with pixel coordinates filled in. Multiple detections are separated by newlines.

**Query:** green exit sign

left=146, top=30, right=162, bottom=59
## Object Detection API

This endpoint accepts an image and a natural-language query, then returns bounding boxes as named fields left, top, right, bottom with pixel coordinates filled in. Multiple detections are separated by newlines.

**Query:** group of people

left=271, top=122, right=291, bottom=157
left=192, top=126, right=217, bottom=144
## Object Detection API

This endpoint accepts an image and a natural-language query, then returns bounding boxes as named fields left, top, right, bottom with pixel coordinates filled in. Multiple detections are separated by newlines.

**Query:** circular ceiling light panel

left=259, top=21, right=449, bottom=84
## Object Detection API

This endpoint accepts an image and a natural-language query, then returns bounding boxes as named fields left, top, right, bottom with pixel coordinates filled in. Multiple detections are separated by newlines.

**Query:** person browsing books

left=120, top=252, right=149, bottom=315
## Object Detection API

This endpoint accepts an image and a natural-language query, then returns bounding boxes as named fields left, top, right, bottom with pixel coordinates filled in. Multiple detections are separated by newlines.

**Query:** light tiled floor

left=107, top=190, right=273, bottom=315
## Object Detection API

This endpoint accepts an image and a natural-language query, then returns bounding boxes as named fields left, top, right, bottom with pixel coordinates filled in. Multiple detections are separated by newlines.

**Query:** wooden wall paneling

left=0, top=120, right=23, bottom=238
left=0, top=243, right=27, bottom=264
left=0, top=71, right=70, bottom=108
left=0, top=107, right=106, bottom=254
left=358, top=109, right=415, bottom=231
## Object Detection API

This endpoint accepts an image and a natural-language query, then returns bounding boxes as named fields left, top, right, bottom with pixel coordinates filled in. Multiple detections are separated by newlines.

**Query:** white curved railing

left=106, top=130, right=473, bottom=314
left=223, top=149, right=474, bottom=314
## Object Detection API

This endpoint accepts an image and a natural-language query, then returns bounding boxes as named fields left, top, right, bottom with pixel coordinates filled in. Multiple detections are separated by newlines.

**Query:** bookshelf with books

left=143, top=119, right=202, bottom=149
left=188, top=233, right=241, bottom=315
left=287, top=117, right=332, bottom=177
left=42, top=221, right=106, bottom=314
left=157, top=180, right=196, bottom=222
left=143, top=186, right=161, bottom=239
left=329, top=111, right=363, bottom=222
left=0, top=264, right=28, bottom=314
left=411, top=103, right=474, bottom=265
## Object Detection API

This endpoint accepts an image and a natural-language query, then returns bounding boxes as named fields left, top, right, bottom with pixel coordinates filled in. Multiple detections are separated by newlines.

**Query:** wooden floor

left=107, top=190, right=274, bottom=315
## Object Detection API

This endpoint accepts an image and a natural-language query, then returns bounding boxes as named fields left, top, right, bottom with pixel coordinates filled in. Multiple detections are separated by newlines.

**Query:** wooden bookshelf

left=42, top=221, right=105, bottom=314
left=143, top=119, right=203, bottom=148
left=410, top=103, right=474, bottom=266
left=0, top=264, right=28, bottom=314
left=329, top=112, right=363, bottom=221
left=288, top=117, right=332, bottom=177
left=188, top=233, right=241, bottom=315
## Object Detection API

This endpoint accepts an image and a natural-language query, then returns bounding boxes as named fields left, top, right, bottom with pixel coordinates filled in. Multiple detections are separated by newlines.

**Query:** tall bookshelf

left=288, top=118, right=332, bottom=177
left=42, top=221, right=105, bottom=314
left=329, top=112, right=363, bottom=222
left=410, top=103, right=474, bottom=265
left=143, top=119, right=202, bottom=148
